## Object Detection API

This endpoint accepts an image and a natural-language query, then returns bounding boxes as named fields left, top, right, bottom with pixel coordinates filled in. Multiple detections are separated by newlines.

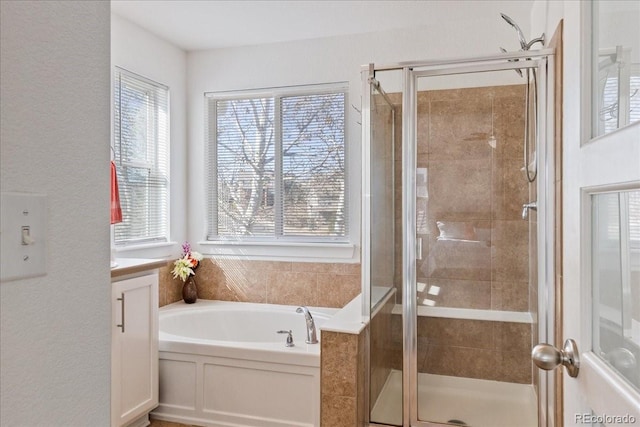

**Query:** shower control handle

left=277, top=330, right=295, bottom=347
left=522, top=201, right=537, bottom=220
left=532, top=339, right=579, bottom=378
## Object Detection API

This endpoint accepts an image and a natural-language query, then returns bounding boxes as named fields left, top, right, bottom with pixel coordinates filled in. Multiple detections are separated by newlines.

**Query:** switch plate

left=1, top=192, right=47, bottom=282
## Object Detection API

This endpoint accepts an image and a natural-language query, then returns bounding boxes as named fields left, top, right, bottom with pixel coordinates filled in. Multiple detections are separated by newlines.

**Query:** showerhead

left=500, top=13, right=527, bottom=50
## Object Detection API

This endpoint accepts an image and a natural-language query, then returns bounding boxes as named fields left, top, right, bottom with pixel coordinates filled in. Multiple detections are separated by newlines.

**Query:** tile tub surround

left=320, top=329, right=367, bottom=427
left=158, top=258, right=361, bottom=308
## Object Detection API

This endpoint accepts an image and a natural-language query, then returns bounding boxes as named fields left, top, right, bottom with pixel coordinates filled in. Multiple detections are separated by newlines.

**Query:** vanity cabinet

left=111, top=272, right=159, bottom=427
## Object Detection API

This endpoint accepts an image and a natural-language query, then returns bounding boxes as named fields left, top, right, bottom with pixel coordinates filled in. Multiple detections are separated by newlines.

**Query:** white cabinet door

left=111, top=273, right=159, bottom=427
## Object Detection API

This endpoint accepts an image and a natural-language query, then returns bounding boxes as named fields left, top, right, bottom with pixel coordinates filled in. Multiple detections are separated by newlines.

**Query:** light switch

left=1, top=192, right=47, bottom=282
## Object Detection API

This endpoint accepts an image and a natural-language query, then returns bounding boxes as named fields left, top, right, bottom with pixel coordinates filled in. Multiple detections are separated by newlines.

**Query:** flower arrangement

left=172, top=242, right=203, bottom=282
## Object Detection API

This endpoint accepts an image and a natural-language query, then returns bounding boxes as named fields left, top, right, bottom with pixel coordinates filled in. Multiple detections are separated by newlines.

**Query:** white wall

left=111, top=13, right=188, bottom=259
left=186, top=1, right=534, bottom=260
left=0, top=1, right=111, bottom=425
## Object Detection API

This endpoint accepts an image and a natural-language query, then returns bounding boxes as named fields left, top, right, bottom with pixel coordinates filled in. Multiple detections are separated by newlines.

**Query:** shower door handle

left=416, top=237, right=422, bottom=260
left=532, top=338, right=580, bottom=378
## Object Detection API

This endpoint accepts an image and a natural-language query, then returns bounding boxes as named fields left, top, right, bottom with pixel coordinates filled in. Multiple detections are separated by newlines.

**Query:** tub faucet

left=296, top=306, right=318, bottom=344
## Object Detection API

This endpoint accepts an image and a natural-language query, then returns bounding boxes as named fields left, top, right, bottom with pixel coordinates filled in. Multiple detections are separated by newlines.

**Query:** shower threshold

left=370, top=370, right=537, bottom=427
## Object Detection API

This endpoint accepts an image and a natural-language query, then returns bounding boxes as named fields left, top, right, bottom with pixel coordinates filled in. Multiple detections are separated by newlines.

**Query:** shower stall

left=362, top=46, right=556, bottom=427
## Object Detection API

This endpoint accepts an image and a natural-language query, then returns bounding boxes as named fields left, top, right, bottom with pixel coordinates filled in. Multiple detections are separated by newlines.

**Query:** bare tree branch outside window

left=209, top=89, right=346, bottom=240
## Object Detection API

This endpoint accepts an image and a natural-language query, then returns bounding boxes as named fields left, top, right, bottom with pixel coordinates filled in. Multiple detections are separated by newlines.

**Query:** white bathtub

left=151, top=300, right=337, bottom=427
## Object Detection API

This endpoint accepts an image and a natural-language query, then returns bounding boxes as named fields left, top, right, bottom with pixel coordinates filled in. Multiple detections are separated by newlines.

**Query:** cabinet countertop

left=111, top=258, right=167, bottom=279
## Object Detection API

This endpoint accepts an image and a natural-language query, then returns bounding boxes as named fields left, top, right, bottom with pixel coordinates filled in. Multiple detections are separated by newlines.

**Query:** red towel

left=110, top=161, right=123, bottom=224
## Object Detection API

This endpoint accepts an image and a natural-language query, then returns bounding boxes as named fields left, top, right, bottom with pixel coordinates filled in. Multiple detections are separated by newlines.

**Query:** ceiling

left=111, top=0, right=534, bottom=52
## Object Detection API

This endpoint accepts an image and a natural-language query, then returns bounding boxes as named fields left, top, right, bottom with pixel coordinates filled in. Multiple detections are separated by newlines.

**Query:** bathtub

left=151, top=300, right=337, bottom=427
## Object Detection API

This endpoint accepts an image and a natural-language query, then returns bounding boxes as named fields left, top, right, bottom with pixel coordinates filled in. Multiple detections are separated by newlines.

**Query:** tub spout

left=296, top=306, right=318, bottom=344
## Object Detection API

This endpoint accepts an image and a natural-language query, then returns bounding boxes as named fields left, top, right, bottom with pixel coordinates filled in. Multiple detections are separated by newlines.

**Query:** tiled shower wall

left=158, top=258, right=361, bottom=309
left=379, top=84, right=534, bottom=384
left=414, top=85, right=530, bottom=312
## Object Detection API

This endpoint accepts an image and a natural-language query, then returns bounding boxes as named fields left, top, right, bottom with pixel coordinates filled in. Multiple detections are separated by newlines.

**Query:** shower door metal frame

left=364, top=48, right=556, bottom=427
left=404, top=54, right=554, bottom=427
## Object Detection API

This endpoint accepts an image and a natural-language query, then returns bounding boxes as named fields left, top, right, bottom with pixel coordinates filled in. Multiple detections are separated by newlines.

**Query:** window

left=206, top=84, right=347, bottom=243
left=113, top=68, right=169, bottom=246
left=598, top=63, right=640, bottom=135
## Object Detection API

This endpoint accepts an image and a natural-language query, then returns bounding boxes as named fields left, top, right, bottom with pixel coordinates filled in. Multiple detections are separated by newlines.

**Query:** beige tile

left=493, top=90, right=526, bottom=160
left=491, top=281, right=529, bottom=312
left=493, top=322, right=531, bottom=351
left=428, top=97, right=493, bottom=161
left=158, top=262, right=186, bottom=305
left=321, top=395, right=357, bottom=427
left=530, top=283, right=538, bottom=317
left=317, top=273, right=361, bottom=308
left=202, top=259, right=268, bottom=303
left=322, top=332, right=358, bottom=369
left=158, top=261, right=183, bottom=306
left=424, top=344, right=497, bottom=380
left=491, top=220, right=529, bottom=282
left=492, top=157, right=530, bottom=221
left=417, top=95, right=430, bottom=156
left=290, top=262, right=361, bottom=275
left=428, top=159, right=492, bottom=220
left=423, top=278, right=491, bottom=310
left=158, top=264, right=169, bottom=307
left=290, top=262, right=334, bottom=273
left=422, top=236, right=491, bottom=281
left=321, top=367, right=356, bottom=397
left=357, top=330, right=367, bottom=426
left=496, top=348, right=533, bottom=383
left=419, top=317, right=494, bottom=350
left=417, top=336, right=430, bottom=372
left=267, top=270, right=317, bottom=306
left=320, top=331, right=360, bottom=427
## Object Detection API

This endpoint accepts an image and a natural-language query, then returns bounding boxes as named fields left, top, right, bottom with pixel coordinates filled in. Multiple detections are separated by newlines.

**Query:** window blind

left=113, top=68, right=169, bottom=246
left=599, top=65, right=640, bottom=135
left=602, top=191, right=640, bottom=247
left=206, top=85, right=347, bottom=241
left=281, top=93, right=346, bottom=237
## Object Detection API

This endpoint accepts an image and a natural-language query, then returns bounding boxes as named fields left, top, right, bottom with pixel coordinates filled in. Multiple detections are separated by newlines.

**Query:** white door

left=559, top=2, right=640, bottom=424
left=561, top=121, right=640, bottom=425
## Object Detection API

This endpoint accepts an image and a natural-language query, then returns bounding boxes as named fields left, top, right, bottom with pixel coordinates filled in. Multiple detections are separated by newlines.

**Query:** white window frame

left=112, top=67, right=171, bottom=252
left=201, top=83, right=356, bottom=261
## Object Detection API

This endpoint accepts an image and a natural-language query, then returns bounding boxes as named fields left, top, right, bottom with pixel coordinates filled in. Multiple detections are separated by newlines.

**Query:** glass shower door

left=365, top=68, right=403, bottom=426
left=409, top=64, right=544, bottom=427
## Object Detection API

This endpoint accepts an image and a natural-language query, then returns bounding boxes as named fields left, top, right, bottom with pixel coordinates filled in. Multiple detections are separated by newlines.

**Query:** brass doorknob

left=532, top=338, right=580, bottom=378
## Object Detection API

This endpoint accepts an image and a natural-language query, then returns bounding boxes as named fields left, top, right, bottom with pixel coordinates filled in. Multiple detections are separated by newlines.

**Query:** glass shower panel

left=368, top=71, right=403, bottom=426
left=413, top=69, right=538, bottom=427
